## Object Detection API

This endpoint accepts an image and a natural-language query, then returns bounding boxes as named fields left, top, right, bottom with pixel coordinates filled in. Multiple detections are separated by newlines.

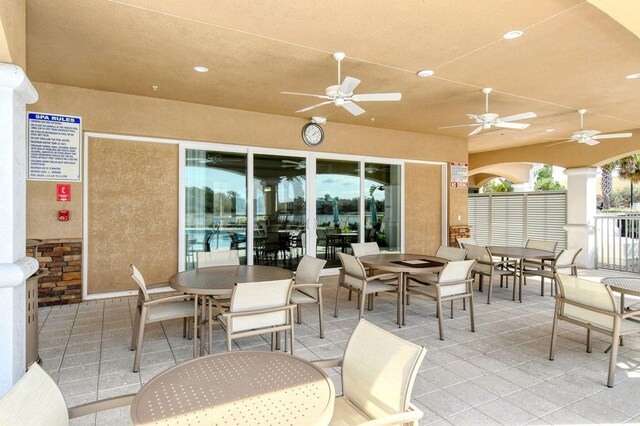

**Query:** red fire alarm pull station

left=58, top=210, right=69, bottom=221
left=57, top=184, right=71, bottom=202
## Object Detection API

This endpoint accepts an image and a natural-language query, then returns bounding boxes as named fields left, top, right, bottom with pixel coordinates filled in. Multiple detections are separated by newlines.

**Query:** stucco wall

left=26, top=83, right=468, bottom=294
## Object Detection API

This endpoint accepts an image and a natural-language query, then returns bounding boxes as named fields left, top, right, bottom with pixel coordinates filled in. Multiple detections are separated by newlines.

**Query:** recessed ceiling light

left=625, top=73, right=640, bottom=79
left=545, top=128, right=555, bottom=132
left=193, top=66, right=209, bottom=73
left=503, top=30, right=524, bottom=40
left=417, top=69, right=434, bottom=78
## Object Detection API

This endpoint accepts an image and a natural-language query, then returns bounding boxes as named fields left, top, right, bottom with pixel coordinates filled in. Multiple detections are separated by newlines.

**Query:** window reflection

left=185, top=150, right=247, bottom=269
left=365, top=163, right=401, bottom=252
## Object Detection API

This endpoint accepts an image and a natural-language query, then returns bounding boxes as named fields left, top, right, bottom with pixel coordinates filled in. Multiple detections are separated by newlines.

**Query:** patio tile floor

left=36, top=269, right=640, bottom=425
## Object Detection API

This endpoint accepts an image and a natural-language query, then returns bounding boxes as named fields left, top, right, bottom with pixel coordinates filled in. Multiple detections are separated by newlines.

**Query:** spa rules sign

left=28, top=112, right=82, bottom=181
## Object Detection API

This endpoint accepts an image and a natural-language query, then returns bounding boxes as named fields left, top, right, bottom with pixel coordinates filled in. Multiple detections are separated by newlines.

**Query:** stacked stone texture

left=30, top=239, right=82, bottom=306
left=449, top=225, right=471, bottom=248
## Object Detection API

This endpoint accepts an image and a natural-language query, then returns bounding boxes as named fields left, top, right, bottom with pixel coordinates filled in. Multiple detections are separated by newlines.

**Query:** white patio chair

left=406, top=245, right=466, bottom=303
left=291, top=255, right=327, bottom=338
left=312, top=319, right=427, bottom=425
left=197, top=249, right=240, bottom=268
left=456, top=237, right=477, bottom=248
left=0, top=363, right=135, bottom=425
left=550, top=274, right=640, bottom=387
left=130, top=264, right=199, bottom=372
left=464, top=244, right=517, bottom=304
left=335, top=252, right=397, bottom=319
left=351, top=242, right=380, bottom=257
left=219, top=279, right=296, bottom=354
left=523, top=248, right=581, bottom=296
left=408, top=260, right=477, bottom=340
left=522, top=239, right=558, bottom=270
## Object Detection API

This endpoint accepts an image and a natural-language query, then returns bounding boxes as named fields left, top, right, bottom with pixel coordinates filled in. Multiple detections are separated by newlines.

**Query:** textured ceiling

left=26, top=0, right=640, bottom=153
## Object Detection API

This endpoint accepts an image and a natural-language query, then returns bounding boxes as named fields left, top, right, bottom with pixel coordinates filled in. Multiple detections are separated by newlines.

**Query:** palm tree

left=616, top=154, right=640, bottom=208
left=600, top=162, right=615, bottom=209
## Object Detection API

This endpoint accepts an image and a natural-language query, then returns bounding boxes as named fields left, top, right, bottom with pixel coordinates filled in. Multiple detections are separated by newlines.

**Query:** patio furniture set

left=2, top=240, right=640, bottom=425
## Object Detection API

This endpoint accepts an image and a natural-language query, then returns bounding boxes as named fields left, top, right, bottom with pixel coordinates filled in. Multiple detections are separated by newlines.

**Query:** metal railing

left=594, top=213, right=640, bottom=272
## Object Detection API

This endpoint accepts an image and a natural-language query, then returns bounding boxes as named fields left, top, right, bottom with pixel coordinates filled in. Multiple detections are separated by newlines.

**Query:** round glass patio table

left=359, top=253, right=447, bottom=327
left=488, top=246, right=555, bottom=303
left=130, top=351, right=335, bottom=425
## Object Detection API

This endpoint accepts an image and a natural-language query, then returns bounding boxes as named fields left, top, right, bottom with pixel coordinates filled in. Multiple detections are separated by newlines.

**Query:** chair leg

left=359, top=291, right=366, bottom=319
left=436, top=298, right=445, bottom=340
left=290, top=310, right=295, bottom=355
left=549, top=300, right=560, bottom=361
left=182, top=318, right=187, bottom=338
left=132, top=308, right=147, bottom=373
left=469, top=293, right=475, bottom=332
left=318, top=288, right=324, bottom=339
left=208, top=298, right=213, bottom=355
left=297, top=304, right=302, bottom=325
left=226, top=327, right=233, bottom=352
left=607, top=319, right=622, bottom=387
left=348, top=289, right=352, bottom=301
left=586, top=328, right=592, bottom=353
left=130, top=306, right=141, bottom=351
left=334, top=283, right=341, bottom=318
left=540, top=277, right=545, bottom=296
left=193, top=296, right=199, bottom=358
left=271, top=333, right=276, bottom=351
left=487, top=272, right=493, bottom=305
left=450, top=299, right=454, bottom=319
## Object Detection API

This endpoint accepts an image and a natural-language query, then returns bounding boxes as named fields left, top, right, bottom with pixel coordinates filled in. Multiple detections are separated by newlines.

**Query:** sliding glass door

left=253, top=154, right=306, bottom=270
left=316, top=159, right=361, bottom=268
left=182, top=148, right=402, bottom=271
left=184, top=149, right=247, bottom=269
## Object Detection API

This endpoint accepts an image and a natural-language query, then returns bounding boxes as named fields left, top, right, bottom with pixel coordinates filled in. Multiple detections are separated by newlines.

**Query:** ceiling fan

left=439, top=88, right=536, bottom=136
left=281, top=159, right=306, bottom=170
left=281, top=52, right=401, bottom=116
left=545, top=109, right=632, bottom=147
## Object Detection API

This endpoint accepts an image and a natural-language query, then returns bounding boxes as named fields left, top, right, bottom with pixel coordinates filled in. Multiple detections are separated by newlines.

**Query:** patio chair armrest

left=437, top=278, right=473, bottom=287
left=371, top=273, right=398, bottom=281
left=145, top=281, right=171, bottom=290
left=358, top=404, right=423, bottom=426
left=311, top=358, right=343, bottom=369
left=143, top=294, right=194, bottom=306
left=292, top=283, right=323, bottom=289
left=222, top=304, right=296, bottom=318
left=68, top=394, right=135, bottom=419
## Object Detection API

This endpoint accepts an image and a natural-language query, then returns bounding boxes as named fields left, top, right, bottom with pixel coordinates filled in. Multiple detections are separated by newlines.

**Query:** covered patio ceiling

left=25, top=0, right=640, bottom=154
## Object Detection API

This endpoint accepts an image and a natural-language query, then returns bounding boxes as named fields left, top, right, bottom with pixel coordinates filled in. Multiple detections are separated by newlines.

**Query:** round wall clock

left=302, top=123, right=324, bottom=147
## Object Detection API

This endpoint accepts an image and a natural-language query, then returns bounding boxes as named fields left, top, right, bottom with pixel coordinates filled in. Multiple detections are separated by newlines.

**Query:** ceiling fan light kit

left=439, top=87, right=536, bottom=136
left=545, top=108, right=633, bottom=147
left=282, top=52, right=401, bottom=117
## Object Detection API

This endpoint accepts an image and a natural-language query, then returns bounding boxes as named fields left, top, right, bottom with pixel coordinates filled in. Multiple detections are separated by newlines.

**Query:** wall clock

left=302, top=123, right=324, bottom=147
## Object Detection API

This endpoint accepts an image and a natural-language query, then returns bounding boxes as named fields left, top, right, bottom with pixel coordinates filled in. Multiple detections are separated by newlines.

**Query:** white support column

left=563, top=167, right=598, bottom=268
left=0, top=64, right=38, bottom=396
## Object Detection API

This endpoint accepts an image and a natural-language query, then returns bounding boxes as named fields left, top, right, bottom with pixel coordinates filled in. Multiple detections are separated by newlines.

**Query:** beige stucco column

left=563, top=167, right=598, bottom=268
left=0, top=63, right=38, bottom=396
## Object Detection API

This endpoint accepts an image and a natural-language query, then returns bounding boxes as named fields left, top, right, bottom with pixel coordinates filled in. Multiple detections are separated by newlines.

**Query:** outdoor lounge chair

left=550, top=273, right=640, bottom=387
left=290, top=255, right=327, bottom=338
left=0, top=363, right=135, bottom=425
left=407, top=260, right=477, bottom=340
left=312, top=319, right=426, bottom=425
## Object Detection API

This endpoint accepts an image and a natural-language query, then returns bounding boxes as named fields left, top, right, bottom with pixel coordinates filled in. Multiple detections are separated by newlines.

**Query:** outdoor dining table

left=359, top=253, right=447, bottom=327
left=130, top=351, right=335, bottom=425
left=600, top=277, right=640, bottom=352
left=169, top=265, right=294, bottom=356
left=488, top=246, right=555, bottom=303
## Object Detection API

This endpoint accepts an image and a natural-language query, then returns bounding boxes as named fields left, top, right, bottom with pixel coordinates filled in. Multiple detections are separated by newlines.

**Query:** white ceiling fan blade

left=582, top=138, right=600, bottom=146
left=337, top=76, right=361, bottom=95
left=545, top=137, right=573, bottom=140
left=495, top=121, right=529, bottom=130
left=468, top=126, right=484, bottom=136
left=467, top=114, right=484, bottom=123
left=295, top=101, right=334, bottom=113
left=282, top=159, right=304, bottom=165
left=351, top=93, right=402, bottom=102
left=545, top=139, right=573, bottom=147
left=342, top=101, right=366, bottom=116
left=582, top=130, right=601, bottom=137
left=592, top=132, right=633, bottom=140
left=281, top=91, right=333, bottom=100
left=438, top=124, right=481, bottom=129
left=498, top=112, right=537, bottom=122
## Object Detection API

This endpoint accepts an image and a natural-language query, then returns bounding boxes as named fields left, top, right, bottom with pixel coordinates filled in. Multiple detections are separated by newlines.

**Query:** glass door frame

left=178, top=141, right=446, bottom=273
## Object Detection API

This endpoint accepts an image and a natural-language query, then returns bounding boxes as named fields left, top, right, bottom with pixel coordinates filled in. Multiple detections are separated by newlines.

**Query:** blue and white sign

left=28, top=112, right=82, bottom=181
